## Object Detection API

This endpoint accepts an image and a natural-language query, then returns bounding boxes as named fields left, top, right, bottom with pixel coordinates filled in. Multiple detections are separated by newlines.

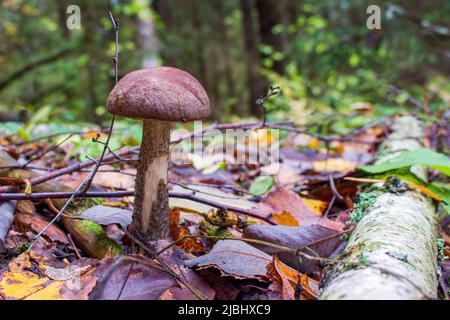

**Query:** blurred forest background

left=0, top=0, right=449, bottom=128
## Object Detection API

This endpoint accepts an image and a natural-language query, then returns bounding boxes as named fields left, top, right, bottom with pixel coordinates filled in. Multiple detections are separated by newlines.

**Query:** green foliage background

left=0, top=0, right=449, bottom=126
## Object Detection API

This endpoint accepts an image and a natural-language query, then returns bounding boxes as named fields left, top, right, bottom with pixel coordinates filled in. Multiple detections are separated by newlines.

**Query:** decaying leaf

left=14, top=211, right=69, bottom=244
left=267, top=256, right=319, bottom=300
left=243, top=224, right=343, bottom=273
left=91, top=243, right=215, bottom=300
left=185, top=240, right=273, bottom=281
left=92, top=166, right=136, bottom=190
left=169, top=184, right=258, bottom=214
left=77, top=205, right=132, bottom=229
left=258, top=186, right=344, bottom=230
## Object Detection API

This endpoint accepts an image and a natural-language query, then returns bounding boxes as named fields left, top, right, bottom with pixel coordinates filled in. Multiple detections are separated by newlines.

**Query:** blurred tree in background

left=0, top=0, right=449, bottom=125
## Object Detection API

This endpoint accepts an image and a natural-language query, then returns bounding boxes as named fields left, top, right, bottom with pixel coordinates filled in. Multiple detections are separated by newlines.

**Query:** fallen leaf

left=267, top=256, right=319, bottom=300
left=243, top=224, right=342, bottom=273
left=0, top=201, right=16, bottom=252
left=303, top=198, right=328, bottom=215
left=249, top=176, right=275, bottom=196
left=271, top=211, right=299, bottom=226
left=169, top=184, right=258, bottom=214
left=77, top=205, right=132, bottom=228
left=258, top=186, right=344, bottom=230
left=14, top=211, right=69, bottom=244
left=92, top=166, right=135, bottom=190
left=91, top=242, right=214, bottom=300
left=312, top=158, right=357, bottom=173
left=267, top=257, right=295, bottom=300
left=185, top=240, right=272, bottom=281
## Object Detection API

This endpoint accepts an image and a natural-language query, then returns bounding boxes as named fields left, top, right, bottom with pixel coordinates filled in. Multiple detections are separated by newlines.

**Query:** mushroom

left=107, top=66, right=210, bottom=240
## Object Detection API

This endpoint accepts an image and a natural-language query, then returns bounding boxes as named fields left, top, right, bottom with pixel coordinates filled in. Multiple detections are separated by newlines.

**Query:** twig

left=388, top=85, right=428, bottom=113
left=256, top=85, right=280, bottom=127
left=67, top=233, right=81, bottom=259
left=0, top=190, right=134, bottom=200
left=26, top=12, right=121, bottom=251
left=328, top=173, right=344, bottom=201
left=169, top=191, right=276, bottom=224
left=78, top=11, right=119, bottom=194
left=0, top=190, right=273, bottom=224
left=0, top=147, right=138, bottom=193
left=13, top=128, right=115, bottom=146
left=22, top=134, right=74, bottom=167
left=119, top=228, right=209, bottom=300
left=323, top=195, right=336, bottom=218
left=157, top=234, right=328, bottom=264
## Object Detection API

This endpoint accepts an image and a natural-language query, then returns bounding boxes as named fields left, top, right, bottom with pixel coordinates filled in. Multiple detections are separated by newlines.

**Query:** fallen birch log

left=320, top=115, right=438, bottom=300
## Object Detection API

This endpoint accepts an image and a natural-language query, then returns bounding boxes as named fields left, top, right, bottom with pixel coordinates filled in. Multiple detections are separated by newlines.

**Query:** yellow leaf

left=302, top=198, right=328, bottom=216
left=272, top=211, right=300, bottom=226
left=308, top=138, right=321, bottom=149
left=313, top=158, right=357, bottom=173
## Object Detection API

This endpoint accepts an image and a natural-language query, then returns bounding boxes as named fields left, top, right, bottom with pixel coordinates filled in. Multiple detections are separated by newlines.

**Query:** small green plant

left=348, top=190, right=382, bottom=225
left=437, top=238, right=449, bottom=262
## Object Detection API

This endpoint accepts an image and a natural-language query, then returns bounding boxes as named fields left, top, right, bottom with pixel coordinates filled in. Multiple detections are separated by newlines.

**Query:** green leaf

left=360, top=148, right=450, bottom=177
left=249, top=176, right=275, bottom=196
left=428, top=182, right=450, bottom=214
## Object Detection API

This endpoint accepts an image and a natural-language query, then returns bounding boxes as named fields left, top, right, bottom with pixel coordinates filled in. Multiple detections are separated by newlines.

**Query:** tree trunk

left=255, top=0, right=286, bottom=74
left=320, top=115, right=438, bottom=300
left=240, top=0, right=266, bottom=116
left=214, top=0, right=240, bottom=115
left=133, top=119, right=170, bottom=240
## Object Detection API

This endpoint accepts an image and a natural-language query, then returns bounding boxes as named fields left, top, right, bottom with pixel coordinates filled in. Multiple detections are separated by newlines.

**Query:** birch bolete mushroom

left=107, top=66, right=210, bottom=240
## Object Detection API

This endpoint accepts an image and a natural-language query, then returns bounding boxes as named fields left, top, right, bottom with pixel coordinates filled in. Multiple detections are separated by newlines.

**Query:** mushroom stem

left=133, top=119, right=170, bottom=240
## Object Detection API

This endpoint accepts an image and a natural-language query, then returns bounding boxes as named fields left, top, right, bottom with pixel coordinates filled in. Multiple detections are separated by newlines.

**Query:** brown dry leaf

left=267, top=256, right=319, bottom=300
left=243, top=224, right=343, bottom=273
left=14, top=211, right=69, bottom=244
left=91, top=242, right=215, bottom=300
left=185, top=240, right=273, bottom=281
left=169, top=184, right=257, bottom=214
left=82, top=131, right=108, bottom=140
left=176, top=229, right=208, bottom=255
left=267, top=257, right=295, bottom=300
left=76, top=205, right=132, bottom=229
left=273, top=161, right=303, bottom=185
left=258, top=186, right=344, bottom=230
left=271, top=211, right=299, bottom=226
left=92, top=166, right=135, bottom=190
left=169, top=208, right=181, bottom=240
left=170, top=209, right=206, bottom=254
left=339, top=126, right=382, bottom=154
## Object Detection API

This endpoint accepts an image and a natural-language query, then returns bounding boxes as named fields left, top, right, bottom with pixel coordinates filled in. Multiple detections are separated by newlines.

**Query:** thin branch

left=0, top=147, right=138, bottom=193
left=78, top=11, right=119, bottom=194
left=22, top=134, right=74, bottom=167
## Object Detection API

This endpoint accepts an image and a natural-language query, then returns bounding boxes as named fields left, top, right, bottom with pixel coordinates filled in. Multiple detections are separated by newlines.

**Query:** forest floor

left=0, top=110, right=449, bottom=300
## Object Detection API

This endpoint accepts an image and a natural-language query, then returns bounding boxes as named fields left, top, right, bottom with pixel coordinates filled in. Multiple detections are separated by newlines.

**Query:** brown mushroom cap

left=107, top=66, right=210, bottom=121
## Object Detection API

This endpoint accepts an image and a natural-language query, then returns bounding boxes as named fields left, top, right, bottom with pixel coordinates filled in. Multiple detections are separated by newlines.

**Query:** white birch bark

left=320, top=115, right=438, bottom=300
